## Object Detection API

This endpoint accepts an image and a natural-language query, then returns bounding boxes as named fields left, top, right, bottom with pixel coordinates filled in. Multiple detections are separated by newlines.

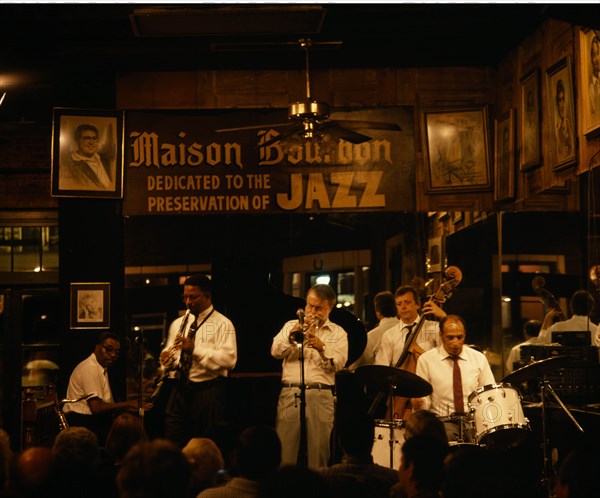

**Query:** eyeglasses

left=80, top=135, right=99, bottom=142
left=102, top=344, right=120, bottom=356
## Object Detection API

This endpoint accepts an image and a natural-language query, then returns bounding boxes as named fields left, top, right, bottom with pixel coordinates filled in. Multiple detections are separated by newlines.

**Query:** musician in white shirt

left=271, top=284, right=348, bottom=468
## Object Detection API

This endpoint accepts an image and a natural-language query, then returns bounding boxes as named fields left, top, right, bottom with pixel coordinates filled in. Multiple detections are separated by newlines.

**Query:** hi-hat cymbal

left=502, top=356, right=573, bottom=384
left=355, top=365, right=432, bottom=397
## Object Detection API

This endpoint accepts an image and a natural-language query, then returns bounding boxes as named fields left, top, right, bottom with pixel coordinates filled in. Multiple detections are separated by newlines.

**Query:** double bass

left=371, top=266, right=462, bottom=419
left=532, top=275, right=567, bottom=322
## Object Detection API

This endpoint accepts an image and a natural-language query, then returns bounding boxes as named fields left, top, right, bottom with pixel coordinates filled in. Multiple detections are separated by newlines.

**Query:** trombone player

left=271, top=283, right=348, bottom=468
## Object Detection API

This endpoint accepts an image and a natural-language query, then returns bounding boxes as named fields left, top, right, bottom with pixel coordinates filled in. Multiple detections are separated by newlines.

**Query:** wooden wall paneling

left=0, top=174, right=57, bottom=210
left=329, top=68, right=379, bottom=106
left=395, top=68, right=417, bottom=106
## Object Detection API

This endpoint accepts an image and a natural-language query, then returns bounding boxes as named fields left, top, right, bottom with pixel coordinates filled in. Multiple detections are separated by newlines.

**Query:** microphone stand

left=133, top=326, right=146, bottom=423
left=296, top=332, right=309, bottom=468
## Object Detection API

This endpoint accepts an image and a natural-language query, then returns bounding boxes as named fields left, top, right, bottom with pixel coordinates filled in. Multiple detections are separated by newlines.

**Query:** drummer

left=412, top=314, right=495, bottom=443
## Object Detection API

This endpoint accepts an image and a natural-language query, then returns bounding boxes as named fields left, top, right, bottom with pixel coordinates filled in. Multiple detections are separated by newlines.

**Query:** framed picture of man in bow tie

left=51, top=108, right=123, bottom=198
left=579, top=28, right=600, bottom=136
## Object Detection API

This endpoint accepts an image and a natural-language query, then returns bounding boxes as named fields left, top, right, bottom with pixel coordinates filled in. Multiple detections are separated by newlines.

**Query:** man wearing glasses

left=160, top=273, right=237, bottom=447
left=59, top=123, right=115, bottom=191
left=64, top=331, right=148, bottom=444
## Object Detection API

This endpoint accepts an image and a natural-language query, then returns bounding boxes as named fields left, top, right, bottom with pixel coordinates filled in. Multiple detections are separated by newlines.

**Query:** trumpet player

left=271, top=283, right=348, bottom=468
left=160, top=273, right=237, bottom=448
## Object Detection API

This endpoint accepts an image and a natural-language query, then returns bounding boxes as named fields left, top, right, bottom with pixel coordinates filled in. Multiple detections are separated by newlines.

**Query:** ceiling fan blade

left=335, top=119, right=402, bottom=132
left=320, top=121, right=373, bottom=144
left=256, top=124, right=303, bottom=148
left=215, top=122, right=293, bottom=133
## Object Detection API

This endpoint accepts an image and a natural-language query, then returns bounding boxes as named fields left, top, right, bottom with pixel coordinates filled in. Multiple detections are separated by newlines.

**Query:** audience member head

left=52, top=426, right=100, bottom=478
left=0, top=429, right=13, bottom=491
left=570, top=290, right=595, bottom=316
left=404, top=409, right=448, bottom=445
left=105, top=413, right=148, bottom=464
left=13, top=446, right=57, bottom=497
left=182, top=438, right=224, bottom=493
left=442, top=445, right=509, bottom=498
left=374, top=291, right=397, bottom=319
left=555, top=447, right=600, bottom=498
left=117, top=438, right=191, bottom=498
left=398, top=435, right=447, bottom=497
left=233, top=425, right=281, bottom=481
left=258, top=464, right=332, bottom=498
left=336, top=412, right=374, bottom=457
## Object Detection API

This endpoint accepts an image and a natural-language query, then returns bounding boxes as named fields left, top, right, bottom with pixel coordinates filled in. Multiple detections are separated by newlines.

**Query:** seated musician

left=412, top=314, right=495, bottom=443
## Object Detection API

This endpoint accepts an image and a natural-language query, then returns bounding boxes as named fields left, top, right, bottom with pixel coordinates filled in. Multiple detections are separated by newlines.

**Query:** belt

left=281, top=382, right=334, bottom=391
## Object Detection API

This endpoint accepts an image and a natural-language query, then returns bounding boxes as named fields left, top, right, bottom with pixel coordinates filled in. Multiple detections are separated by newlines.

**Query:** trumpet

left=289, top=309, right=322, bottom=347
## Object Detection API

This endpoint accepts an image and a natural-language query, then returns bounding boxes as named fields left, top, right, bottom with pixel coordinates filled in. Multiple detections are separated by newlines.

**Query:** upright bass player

left=374, top=284, right=447, bottom=418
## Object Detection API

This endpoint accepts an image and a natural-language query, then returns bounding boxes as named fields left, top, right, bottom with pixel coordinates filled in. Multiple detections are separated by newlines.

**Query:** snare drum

left=372, top=419, right=405, bottom=468
left=468, top=383, right=530, bottom=448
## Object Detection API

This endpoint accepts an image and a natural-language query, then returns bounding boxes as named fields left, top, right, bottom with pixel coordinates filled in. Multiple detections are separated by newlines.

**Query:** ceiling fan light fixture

left=288, top=101, right=329, bottom=121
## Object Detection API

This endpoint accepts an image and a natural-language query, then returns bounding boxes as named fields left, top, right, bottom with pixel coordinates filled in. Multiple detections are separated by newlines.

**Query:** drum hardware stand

left=539, top=377, right=584, bottom=498
left=385, top=382, right=397, bottom=469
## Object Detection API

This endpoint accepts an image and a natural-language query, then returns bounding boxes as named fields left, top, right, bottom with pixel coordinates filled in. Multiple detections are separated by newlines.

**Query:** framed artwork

left=421, top=106, right=491, bottom=193
left=519, top=69, right=541, bottom=170
left=51, top=108, right=124, bottom=198
left=427, top=237, right=442, bottom=273
left=494, top=110, right=515, bottom=201
left=70, top=282, right=110, bottom=329
left=546, top=57, right=577, bottom=171
left=578, top=28, right=600, bottom=136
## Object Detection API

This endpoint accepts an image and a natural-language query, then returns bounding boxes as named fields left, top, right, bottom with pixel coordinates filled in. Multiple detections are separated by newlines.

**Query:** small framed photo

left=578, top=28, right=600, bottom=136
left=70, top=282, right=110, bottom=329
left=546, top=57, right=577, bottom=171
left=519, top=69, right=541, bottom=170
left=494, top=110, right=515, bottom=201
left=51, top=108, right=124, bottom=198
left=421, top=106, right=491, bottom=193
left=427, top=237, right=442, bottom=273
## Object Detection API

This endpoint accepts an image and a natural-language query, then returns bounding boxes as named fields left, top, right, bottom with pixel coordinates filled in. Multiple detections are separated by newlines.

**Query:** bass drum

left=468, top=383, right=530, bottom=448
left=372, top=419, right=405, bottom=469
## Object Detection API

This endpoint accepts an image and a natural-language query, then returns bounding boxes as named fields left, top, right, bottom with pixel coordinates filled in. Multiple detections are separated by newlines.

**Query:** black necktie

left=179, top=318, right=199, bottom=384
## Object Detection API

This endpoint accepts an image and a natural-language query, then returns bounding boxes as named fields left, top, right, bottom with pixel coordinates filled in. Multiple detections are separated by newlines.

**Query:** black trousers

left=164, top=377, right=227, bottom=448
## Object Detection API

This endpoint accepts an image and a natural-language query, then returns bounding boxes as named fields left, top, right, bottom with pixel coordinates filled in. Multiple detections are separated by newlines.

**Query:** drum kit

left=355, top=355, right=583, bottom=475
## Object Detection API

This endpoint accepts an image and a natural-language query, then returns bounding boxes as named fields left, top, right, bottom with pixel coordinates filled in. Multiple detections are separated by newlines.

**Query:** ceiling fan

left=215, top=38, right=401, bottom=147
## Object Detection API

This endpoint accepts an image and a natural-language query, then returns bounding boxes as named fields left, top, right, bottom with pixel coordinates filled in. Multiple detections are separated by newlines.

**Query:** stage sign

left=123, top=107, right=414, bottom=215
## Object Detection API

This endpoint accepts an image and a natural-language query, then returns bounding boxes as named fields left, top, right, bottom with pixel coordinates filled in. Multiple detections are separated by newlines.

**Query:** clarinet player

left=159, top=274, right=237, bottom=448
left=271, top=283, right=348, bottom=468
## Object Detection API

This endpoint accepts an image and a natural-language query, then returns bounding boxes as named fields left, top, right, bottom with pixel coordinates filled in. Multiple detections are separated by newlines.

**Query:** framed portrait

left=427, top=237, right=442, bottom=273
left=546, top=57, right=577, bottom=171
left=494, top=110, right=515, bottom=201
left=578, top=28, right=600, bottom=136
left=421, top=106, right=491, bottom=193
left=519, top=69, right=541, bottom=170
left=51, top=108, right=124, bottom=198
left=70, top=282, right=110, bottom=329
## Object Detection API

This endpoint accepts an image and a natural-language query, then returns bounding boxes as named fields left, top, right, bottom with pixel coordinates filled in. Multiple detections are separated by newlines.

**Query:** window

left=0, top=225, right=58, bottom=272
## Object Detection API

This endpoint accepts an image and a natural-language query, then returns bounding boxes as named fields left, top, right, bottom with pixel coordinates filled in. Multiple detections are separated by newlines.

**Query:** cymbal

left=355, top=365, right=432, bottom=397
left=502, top=356, right=572, bottom=384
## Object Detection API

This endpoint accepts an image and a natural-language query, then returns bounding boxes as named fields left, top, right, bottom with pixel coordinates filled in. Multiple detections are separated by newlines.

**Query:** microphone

left=296, top=309, right=305, bottom=324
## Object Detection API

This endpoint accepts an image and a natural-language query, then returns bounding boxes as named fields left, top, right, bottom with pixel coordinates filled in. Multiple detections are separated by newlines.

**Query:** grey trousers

left=275, top=387, right=335, bottom=469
